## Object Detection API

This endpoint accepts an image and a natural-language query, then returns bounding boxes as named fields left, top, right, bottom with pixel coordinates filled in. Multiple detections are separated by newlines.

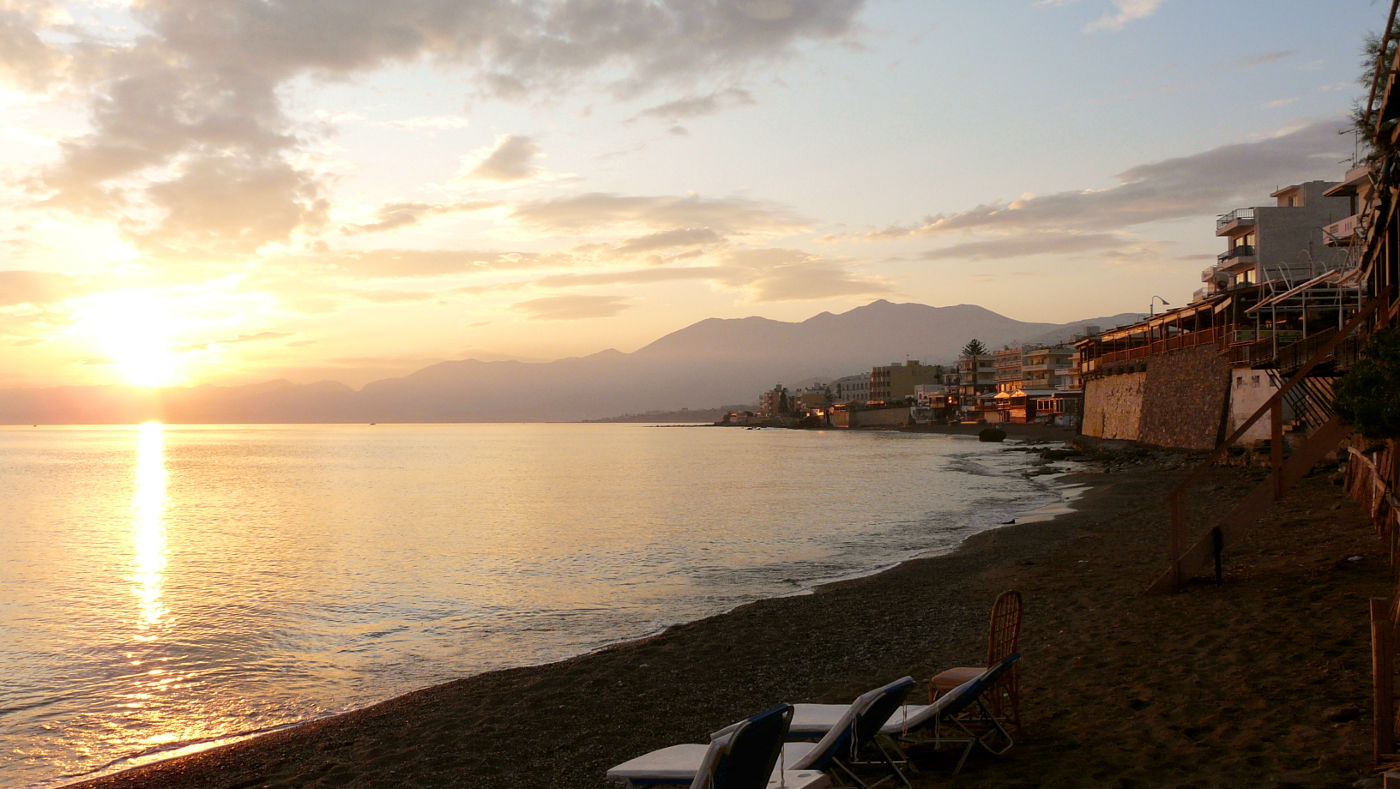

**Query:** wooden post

left=1374, top=597, right=1396, bottom=763
left=1271, top=402, right=1284, bottom=499
left=1169, top=490, right=1183, bottom=590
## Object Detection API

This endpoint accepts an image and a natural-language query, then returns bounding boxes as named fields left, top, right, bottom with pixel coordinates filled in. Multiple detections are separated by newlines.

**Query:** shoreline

left=48, top=432, right=1076, bottom=789
left=62, top=449, right=1387, bottom=787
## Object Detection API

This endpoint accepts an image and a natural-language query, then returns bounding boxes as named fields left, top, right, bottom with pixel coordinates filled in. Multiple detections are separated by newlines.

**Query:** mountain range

left=0, top=300, right=1141, bottom=424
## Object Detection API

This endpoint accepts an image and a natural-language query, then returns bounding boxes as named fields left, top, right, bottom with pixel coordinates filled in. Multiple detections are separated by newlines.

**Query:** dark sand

left=65, top=443, right=1388, bottom=788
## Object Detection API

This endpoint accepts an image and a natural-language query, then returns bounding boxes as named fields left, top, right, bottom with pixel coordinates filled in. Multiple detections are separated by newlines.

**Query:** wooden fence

left=1356, top=441, right=1400, bottom=761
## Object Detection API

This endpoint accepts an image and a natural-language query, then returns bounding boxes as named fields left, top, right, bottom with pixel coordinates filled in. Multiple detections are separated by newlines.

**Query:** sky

left=0, top=0, right=1390, bottom=389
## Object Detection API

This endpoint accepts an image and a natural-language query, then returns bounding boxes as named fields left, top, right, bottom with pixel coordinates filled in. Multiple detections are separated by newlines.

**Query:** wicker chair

left=929, top=590, right=1022, bottom=730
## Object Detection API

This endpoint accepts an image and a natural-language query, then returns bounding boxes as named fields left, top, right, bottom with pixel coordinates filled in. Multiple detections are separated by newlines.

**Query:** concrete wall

left=1081, top=344, right=1231, bottom=450
left=1254, top=182, right=1350, bottom=281
left=1228, top=369, right=1277, bottom=442
left=832, top=405, right=910, bottom=428
left=1082, top=372, right=1145, bottom=441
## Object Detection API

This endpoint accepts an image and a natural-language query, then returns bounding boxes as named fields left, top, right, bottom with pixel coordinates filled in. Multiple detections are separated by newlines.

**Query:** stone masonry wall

left=1082, top=372, right=1145, bottom=441
left=1139, top=344, right=1231, bottom=450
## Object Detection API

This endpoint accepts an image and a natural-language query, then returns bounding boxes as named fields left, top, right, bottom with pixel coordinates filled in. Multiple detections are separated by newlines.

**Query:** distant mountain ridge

left=0, top=300, right=1142, bottom=424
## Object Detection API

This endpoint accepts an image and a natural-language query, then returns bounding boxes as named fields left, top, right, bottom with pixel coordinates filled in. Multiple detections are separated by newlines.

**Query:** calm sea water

left=0, top=424, right=1069, bottom=787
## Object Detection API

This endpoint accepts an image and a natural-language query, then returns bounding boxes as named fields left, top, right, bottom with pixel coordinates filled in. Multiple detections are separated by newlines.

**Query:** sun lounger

left=786, top=655, right=1019, bottom=775
left=778, top=676, right=916, bottom=789
left=607, top=702, right=829, bottom=788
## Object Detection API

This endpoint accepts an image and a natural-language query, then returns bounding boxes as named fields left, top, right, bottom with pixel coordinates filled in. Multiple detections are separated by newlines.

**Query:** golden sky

left=0, top=0, right=1384, bottom=388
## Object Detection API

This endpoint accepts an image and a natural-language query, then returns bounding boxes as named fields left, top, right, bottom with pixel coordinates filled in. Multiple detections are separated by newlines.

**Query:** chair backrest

left=985, top=590, right=1023, bottom=666
left=708, top=703, right=793, bottom=789
left=789, top=677, right=915, bottom=771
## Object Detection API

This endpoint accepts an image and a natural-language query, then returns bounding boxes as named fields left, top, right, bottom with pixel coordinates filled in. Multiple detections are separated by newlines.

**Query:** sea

left=0, top=423, right=1078, bottom=788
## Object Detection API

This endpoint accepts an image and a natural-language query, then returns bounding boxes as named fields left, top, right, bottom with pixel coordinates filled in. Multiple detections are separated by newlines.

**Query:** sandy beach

left=63, top=443, right=1388, bottom=788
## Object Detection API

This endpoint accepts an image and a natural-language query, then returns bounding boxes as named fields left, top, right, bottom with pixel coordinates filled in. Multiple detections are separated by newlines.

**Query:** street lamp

left=1150, top=295, right=1170, bottom=317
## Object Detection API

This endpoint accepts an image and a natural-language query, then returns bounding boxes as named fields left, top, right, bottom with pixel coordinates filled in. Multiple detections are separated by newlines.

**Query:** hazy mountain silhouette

left=1, top=300, right=1140, bottom=424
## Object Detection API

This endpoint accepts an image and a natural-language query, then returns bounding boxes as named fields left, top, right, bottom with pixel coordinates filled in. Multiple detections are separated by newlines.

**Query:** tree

left=1335, top=328, right=1400, bottom=439
left=1351, top=17, right=1400, bottom=162
left=961, top=339, right=989, bottom=358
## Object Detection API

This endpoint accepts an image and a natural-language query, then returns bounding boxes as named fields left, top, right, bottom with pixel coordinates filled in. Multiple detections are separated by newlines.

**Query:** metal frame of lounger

left=780, top=676, right=917, bottom=789
left=606, top=703, right=794, bottom=789
left=885, top=653, right=1020, bottom=774
left=786, top=655, right=1020, bottom=779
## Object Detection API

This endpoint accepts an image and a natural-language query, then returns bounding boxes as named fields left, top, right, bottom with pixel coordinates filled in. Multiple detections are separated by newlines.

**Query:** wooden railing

left=1147, top=291, right=1391, bottom=594
left=1353, top=442, right=1400, bottom=760
left=1091, top=326, right=1226, bottom=368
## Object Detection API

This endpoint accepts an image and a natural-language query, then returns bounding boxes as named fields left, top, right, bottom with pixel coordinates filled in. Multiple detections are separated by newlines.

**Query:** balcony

left=1200, top=266, right=1228, bottom=283
left=1216, top=208, right=1256, bottom=236
left=1227, top=328, right=1304, bottom=346
left=1323, top=214, right=1361, bottom=247
left=1217, top=244, right=1257, bottom=272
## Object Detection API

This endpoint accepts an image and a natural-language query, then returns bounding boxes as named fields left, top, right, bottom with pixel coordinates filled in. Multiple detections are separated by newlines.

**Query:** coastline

left=62, top=450, right=1387, bottom=787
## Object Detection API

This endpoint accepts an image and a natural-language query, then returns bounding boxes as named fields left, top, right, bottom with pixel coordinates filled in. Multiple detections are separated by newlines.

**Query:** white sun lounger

left=607, top=703, right=830, bottom=788
left=787, top=654, right=1020, bottom=775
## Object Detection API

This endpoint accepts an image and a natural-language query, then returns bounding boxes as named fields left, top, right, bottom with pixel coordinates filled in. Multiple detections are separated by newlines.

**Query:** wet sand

left=65, top=448, right=1387, bottom=788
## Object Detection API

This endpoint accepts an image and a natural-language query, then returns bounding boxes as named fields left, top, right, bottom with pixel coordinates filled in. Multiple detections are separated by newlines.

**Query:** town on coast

left=17, top=5, right=1400, bottom=789
left=64, top=81, right=1400, bottom=789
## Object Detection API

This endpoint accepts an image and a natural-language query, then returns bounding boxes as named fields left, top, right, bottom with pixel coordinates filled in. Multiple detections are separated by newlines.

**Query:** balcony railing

left=1323, top=214, right=1361, bottom=246
left=1217, top=208, right=1256, bottom=231
left=1084, top=326, right=1227, bottom=371
left=1227, top=328, right=1304, bottom=345
left=1218, top=244, right=1256, bottom=262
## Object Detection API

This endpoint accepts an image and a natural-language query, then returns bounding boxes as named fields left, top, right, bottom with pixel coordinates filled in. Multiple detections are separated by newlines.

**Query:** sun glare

left=84, top=292, right=184, bottom=388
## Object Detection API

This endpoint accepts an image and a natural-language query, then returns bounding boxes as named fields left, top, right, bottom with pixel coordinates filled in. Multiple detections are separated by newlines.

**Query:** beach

left=64, top=446, right=1387, bottom=788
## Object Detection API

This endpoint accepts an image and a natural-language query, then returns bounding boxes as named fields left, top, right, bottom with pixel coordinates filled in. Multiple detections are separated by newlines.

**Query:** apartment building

left=1021, top=345, right=1075, bottom=390
left=956, top=354, right=996, bottom=414
left=993, top=347, right=1024, bottom=394
left=831, top=373, right=869, bottom=405
left=1204, top=180, right=1350, bottom=299
left=869, top=360, right=942, bottom=403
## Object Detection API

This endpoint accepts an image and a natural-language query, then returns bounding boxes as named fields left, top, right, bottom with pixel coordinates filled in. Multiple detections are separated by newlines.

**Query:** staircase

left=1264, top=368, right=1335, bottom=434
left=1147, top=292, right=1390, bottom=594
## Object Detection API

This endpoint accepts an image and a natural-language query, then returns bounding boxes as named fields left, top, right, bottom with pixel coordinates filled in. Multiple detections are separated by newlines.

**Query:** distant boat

left=978, top=426, right=1007, bottom=442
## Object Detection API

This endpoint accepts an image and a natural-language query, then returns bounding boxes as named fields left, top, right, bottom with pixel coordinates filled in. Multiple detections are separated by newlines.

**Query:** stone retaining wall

left=1081, top=344, right=1230, bottom=450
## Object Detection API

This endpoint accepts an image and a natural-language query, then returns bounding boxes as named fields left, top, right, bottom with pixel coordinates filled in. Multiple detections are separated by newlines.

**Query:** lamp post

left=1150, top=295, right=1170, bottom=317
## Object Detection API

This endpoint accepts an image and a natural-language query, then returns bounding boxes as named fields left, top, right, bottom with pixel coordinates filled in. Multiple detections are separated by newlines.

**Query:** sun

left=83, top=291, right=184, bottom=388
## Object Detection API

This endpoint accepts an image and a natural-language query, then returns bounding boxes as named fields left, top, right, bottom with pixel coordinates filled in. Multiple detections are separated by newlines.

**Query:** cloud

left=1237, top=51, right=1296, bottom=69
left=381, top=115, right=472, bottom=132
left=1084, top=0, right=1163, bottom=33
left=281, top=248, right=560, bottom=278
left=343, top=200, right=497, bottom=234
left=853, top=118, right=1350, bottom=239
left=0, top=270, right=87, bottom=307
left=632, top=88, right=757, bottom=122
left=513, top=294, right=630, bottom=320
left=1261, top=97, right=1297, bottom=109
left=20, top=0, right=863, bottom=258
left=718, top=248, right=890, bottom=302
left=465, top=135, right=542, bottom=182
left=177, top=330, right=292, bottom=352
left=919, top=231, right=1129, bottom=260
left=0, top=2, right=69, bottom=92
left=615, top=227, right=725, bottom=255
left=534, top=266, right=719, bottom=289
left=510, top=192, right=806, bottom=235
left=129, top=154, right=329, bottom=257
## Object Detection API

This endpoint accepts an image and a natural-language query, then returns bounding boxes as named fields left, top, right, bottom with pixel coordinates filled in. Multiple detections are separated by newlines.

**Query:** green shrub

left=1334, top=328, right=1400, bottom=438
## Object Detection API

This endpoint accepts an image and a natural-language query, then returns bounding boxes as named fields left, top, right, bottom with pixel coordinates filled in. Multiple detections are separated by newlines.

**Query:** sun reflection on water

left=130, top=422, right=168, bottom=638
